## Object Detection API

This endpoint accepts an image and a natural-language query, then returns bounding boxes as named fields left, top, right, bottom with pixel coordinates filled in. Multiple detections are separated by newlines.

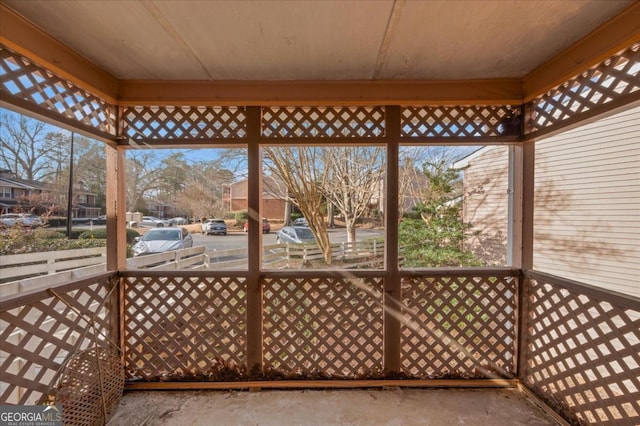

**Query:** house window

left=77, top=194, right=88, bottom=203
left=0, top=187, right=11, bottom=198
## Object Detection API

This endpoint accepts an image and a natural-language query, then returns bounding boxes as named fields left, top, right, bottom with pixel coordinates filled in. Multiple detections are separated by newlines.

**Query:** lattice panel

left=523, top=277, right=640, bottom=425
left=262, top=276, right=384, bottom=377
left=262, top=106, right=385, bottom=138
left=527, top=43, right=640, bottom=134
left=0, top=278, right=116, bottom=405
left=0, top=46, right=116, bottom=135
left=121, top=106, right=247, bottom=141
left=400, top=274, right=517, bottom=378
left=122, top=275, right=247, bottom=380
left=401, top=105, right=521, bottom=138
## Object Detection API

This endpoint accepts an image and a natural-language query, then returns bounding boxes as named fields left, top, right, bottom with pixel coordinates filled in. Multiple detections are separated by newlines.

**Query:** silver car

left=276, top=226, right=316, bottom=244
left=201, top=219, right=227, bottom=235
left=140, top=216, right=171, bottom=227
left=0, top=213, right=43, bottom=228
left=132, top=227, right=193, bottom=256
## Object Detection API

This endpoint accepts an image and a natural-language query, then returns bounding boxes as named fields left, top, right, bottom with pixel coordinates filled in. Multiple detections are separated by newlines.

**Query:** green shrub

left=0, top=226, right=106, bottom=255
left=79, top=229, right=107, bottom=239
left=234, top=210, right=248, bottom=222
left=79, top=228, right=140, bottom=244
left=126, top=228, right=140, bottom=243
left=45, top=216, right=67, bottom=227
left=68, top=229, right=86, bottom=239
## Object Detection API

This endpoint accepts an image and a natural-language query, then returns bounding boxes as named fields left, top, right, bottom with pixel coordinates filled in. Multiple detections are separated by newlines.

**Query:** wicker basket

left=48, top=346, right=124, bottom=426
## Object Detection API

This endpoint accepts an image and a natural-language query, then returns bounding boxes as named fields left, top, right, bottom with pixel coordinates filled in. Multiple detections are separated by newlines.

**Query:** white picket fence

left=0, top=240, right=385, bottom=296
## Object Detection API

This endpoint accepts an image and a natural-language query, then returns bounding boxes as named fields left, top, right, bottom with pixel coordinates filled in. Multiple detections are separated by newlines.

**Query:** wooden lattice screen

left=523, top=271, right=640, bottom=425
left=0, top=46, right=116, bottom=137
left=400, top=105, right=521, bottom=139
left=3, top=41, right=638, bottom=144
left=0, top=275, right=117, bottom=405
left=525, top=42, right=640, bottom=136
left=261, top=106, right=386, bottom=138
left=262, top=276, right=384, bottom=377
left=118, top=272, right=523, bottom=381
left=121, top=106, right=247, bottom=142
left=400, top=272, right=518, bottom=378
left=122, top=274, right=247, bottom=380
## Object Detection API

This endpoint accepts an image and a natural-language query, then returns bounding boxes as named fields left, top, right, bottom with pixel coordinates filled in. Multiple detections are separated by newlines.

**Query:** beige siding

left=460, top=147, right=510, bottom=265
left=533, top=106, right=640, bottom=297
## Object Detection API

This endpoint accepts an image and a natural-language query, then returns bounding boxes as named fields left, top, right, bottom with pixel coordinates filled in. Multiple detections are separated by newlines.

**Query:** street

left=191, top=228, right=384, bottom=252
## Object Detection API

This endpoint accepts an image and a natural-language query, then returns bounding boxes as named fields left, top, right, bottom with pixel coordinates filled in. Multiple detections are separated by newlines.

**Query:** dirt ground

left=108, top=388, right=560, bottom=426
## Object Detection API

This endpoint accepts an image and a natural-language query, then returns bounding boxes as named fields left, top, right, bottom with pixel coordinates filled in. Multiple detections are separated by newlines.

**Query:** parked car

left=243, top=218, right=271, bottom=234
left=132, top=227, right=193, bottom=256
left=201, top=219, right=228, bottom=235
left=292, top=217, right=308, bottom=226
left=170, top=217, right=188, bottom=225
left=140, top=216, right=171, bottom=227
left=90, top=215, right=107, bottom=225
left=0, top=213, right=43, bottom=228
left=276, top=226, right=316, bottom=244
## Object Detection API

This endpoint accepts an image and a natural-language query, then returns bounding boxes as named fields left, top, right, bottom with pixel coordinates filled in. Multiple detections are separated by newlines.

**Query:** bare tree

left=126, top=150, right=160, bottom=212
left=0, top=111, right=50, bottom=180
left=398, top=146, right=475, bottom=220
left=263, top=146, right=333, bottom=264
left=177, top=160, right=234, bottom=219
left=324, top=147, right=385, bottom=243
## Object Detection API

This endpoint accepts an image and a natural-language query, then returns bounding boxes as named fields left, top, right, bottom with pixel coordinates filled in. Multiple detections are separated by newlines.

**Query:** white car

left=0, top=213, right=43, bottom=228
left=132, top=227, right=193, bottom=256
left=170, top=217, right=188, bottom=225
left=292, top=217, right=308, bottom=226
left=140, top=216, right=171, bottom=227
left=201, top=219, right=227, bottom=235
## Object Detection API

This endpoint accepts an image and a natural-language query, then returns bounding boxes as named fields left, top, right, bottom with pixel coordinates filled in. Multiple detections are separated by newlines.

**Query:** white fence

left=0, top=247, right=107, bottom=297
left=0, top=241, right=386, bottom=295
left=125, top=245, right=209, bottom=270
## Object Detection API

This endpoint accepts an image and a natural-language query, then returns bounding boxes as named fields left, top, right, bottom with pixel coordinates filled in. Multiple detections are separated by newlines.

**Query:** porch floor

left=108, top=388, right=560, bottom=425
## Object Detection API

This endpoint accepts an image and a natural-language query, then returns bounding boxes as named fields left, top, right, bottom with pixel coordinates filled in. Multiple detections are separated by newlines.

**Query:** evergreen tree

left=399, top=160, right=480, bottom=267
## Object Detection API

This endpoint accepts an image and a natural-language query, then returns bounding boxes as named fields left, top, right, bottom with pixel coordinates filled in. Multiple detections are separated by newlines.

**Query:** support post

left=384, top=106, right=401, bottom=373
left=517, top=141, right=535, bottom=380
left=105, top=141, right=127, bottom=270
left=246, top=106, right=262, bottom=371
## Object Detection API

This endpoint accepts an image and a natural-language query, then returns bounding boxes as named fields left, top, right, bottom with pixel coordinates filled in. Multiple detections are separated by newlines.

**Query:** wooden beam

left=0, top=4, right=119, bottom=104
left=117, top=79, right=523, bottom=106
left=125, top=379, right=519, bottom=391
left=523, top=2, right=640, bottom=102
left=517, top=383, right=571, bottom=426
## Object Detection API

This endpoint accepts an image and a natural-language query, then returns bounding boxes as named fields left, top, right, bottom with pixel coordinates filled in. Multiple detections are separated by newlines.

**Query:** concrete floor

left=108, top=388, right=560, bottom=426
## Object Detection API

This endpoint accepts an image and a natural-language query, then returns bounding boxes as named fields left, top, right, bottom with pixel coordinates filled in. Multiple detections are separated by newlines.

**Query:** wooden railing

left=521, top=270, right=640, bottom=426
left=1, top=267, right=638, bottom=425
left=0, top=272, right=118, bottom=406
left=120, top=268, right=517, bottom=381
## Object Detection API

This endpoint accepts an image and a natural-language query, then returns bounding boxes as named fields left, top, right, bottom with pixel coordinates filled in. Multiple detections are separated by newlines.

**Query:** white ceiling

left=2, top=0, right=636, bottom=81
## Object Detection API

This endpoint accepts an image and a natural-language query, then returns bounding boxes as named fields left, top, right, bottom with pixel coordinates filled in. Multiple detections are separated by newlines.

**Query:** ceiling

left=1, top=0, right=636, bottom=82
